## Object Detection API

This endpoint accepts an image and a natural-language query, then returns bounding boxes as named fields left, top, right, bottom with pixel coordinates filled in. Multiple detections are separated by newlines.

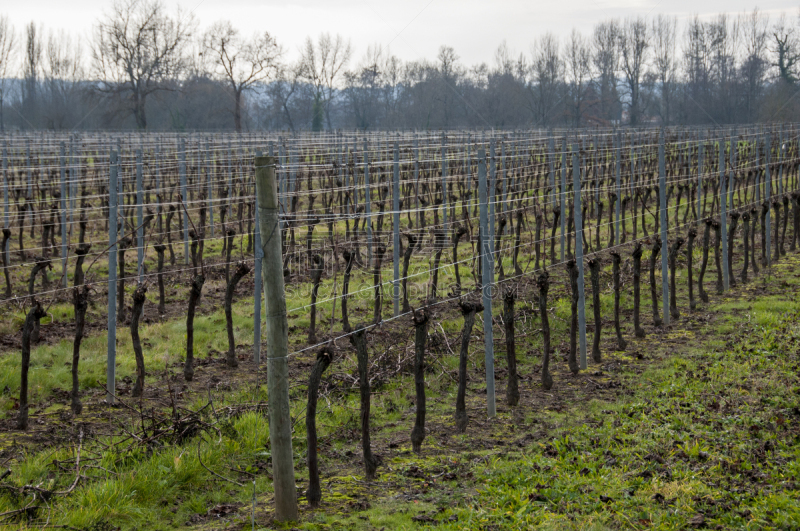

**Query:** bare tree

left=739, top=8, right=769, bottom=120
left=264, top=61, right=304, bottom=131
left=92, top=0, right=194, bottom=129
left=565, top=28, right=591, bottom=127
left=435, top=45, right=463, bottom=127
left=619, top=17, right=649, bottom=125
left=707, top=14, right=739, bottom=121
left=682, top=15, right=712, bottom=122
left=380, top=52, right=404, bottom=126
left=494, top=41, right=515, bottom=75
left=771, top=13, right=799, bottom=84
left=652, top=15, right=677, bottom=125
left=203, top=21, right=282, bottom=132
left=22, top=22, right=42, bottom=126
left=299, top=33, right=352, bottom=130
left=43, top=30, right=84, bottom=129
left=0, top=16, right=14, bottom=131
left=530, top=33, right=562, bottom=126
left=344, top=45, right=385, bottom=130
left=592, top=20, right=621, bottom=124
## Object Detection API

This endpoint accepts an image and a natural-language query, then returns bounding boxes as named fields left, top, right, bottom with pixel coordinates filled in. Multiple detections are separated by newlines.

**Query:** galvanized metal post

left=254, top=150, right=263, bottom=366
left=572, top=145, right=587, bottom=370
left=155, top=140, right=162, bottom=225
left=26, top=137, right=31, bottom=200
left=615, top=131, right=621, bottom=245
left=779, top=130, right=785, bottom=196
left=59, top=143, right=67, bottom=288
left=488, top=140, right=496, bottom=266
left=180, top=139, right=189, bottom=265
left=107, top=151, right=119, bottom=404
left=136, top=149, right=144, bottom=282
left=441, top=133, right=449, bottom=233
left=363, top=138, right=373, bottom=268
left=392, top=141, right=400, bottom=317
left=414, top=135, right=420, bottom=232
left=478, top=148, right=495, bottom=418
left=465, top=133, right=471, bottom=212
left=207, top=138, right=214, bottom=238
left=70, top=136, right=76, bottom=233
left=719, top=137, right=729, bottom=291
left=765, top=133, right=772, bottom=268
left=755, top=136, right=760, bottom=203
left=560, top=137, right=566, bottom=262
left=732, top=131, right=739, bottom=209
left=500, top=140, right=507, bottom=219
left=226, top=139, right=233, bottom=220
left=548, top=135, right=555, bottom=209
left=2, top=140, right=7, bottom=257
left=698, top=134, right=704, bottom=222
left=659, top=135, right=670, bottom=325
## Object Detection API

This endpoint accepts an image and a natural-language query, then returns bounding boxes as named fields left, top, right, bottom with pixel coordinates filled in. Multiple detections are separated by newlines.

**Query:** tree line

left=0, top=1, right=799, bottom=132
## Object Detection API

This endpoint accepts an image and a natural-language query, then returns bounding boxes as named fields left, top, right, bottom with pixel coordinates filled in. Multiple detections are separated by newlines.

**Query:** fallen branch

left=197, top=438, right=243, bottom=487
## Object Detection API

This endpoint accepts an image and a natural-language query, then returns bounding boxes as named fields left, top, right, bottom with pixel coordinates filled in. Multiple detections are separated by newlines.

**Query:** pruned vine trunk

left=668, top=238, right=684, bottom=320
left=410, top=308, right=429, bottom=453
left=309, top=254, right=324, bottom=345
left=698, top=219, right=712, bottom=303
left=687, top=228, right=697, bottom=310
left=567, top=260, right=580, bottom=373
left=649, top=239, right=663, bottom=326
left=632, top=242, right=645, bottom=338
left=611, top=251, right=626, bottom=350
left=351, top=326, right=379, bottom=480
left=538, top=272, right=553, bottom=390
left=306, top=345, right=333, bottom=508
left=131, top=283, right=147, bottom=397
left=588, top=257, right=602, bottom=363
left=226, top=263, right=250, bottom=368
left=185, top=274, right=205, bottom=382
left=455, top=301, right=480, bottom=433
left=18, top=301, right=45, bottom=430
left=503, top=285, right=519, bottom=406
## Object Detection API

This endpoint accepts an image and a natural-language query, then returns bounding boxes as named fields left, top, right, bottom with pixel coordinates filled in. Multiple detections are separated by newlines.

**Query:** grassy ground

left=0, top=245, right=798, bottom=530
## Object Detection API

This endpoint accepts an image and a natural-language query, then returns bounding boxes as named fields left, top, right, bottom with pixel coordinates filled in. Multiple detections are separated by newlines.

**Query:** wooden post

left=254, top=156, right=297, bottom=521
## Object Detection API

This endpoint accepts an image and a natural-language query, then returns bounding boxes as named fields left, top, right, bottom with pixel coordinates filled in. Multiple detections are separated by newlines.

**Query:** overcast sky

left=7, top=0, right=800, bottom=66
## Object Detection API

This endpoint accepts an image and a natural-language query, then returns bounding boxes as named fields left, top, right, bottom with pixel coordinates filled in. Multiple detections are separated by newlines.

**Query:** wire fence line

left=1, top=126, right=799, bottom=405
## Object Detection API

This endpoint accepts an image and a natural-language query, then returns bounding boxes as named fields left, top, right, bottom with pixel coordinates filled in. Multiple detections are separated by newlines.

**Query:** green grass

left=0, top=258, right=798, bottom=529
left=0, top=182, right=799, bottom=528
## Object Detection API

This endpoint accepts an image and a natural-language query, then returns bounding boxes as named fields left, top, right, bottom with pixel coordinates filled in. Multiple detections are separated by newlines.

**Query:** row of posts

left=0, top=131, right=789, bottom=522
left=0, top=132, right=784, bottom=415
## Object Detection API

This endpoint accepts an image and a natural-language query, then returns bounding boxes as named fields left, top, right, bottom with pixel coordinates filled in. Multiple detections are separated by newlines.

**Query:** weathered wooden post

left=255, top=155, right=298, bottom=521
